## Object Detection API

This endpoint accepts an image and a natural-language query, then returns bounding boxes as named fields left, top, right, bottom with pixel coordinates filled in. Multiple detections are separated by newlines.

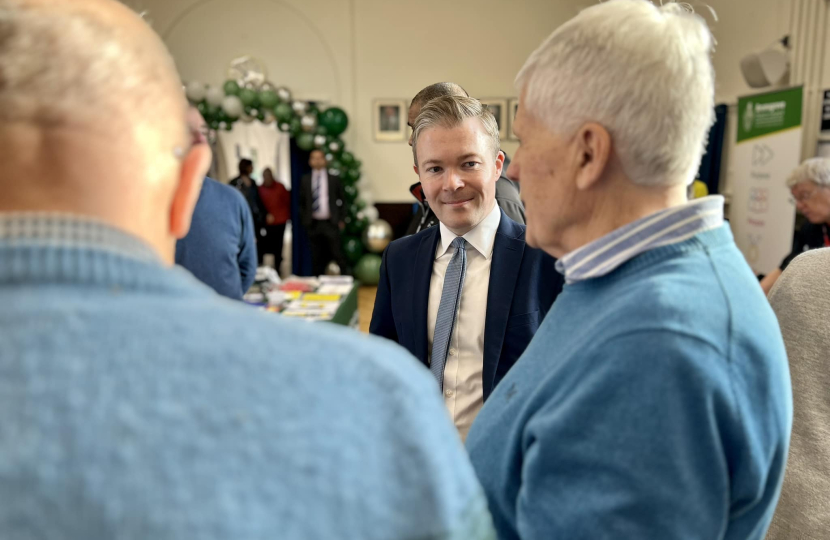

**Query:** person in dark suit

left=300, top=149, right=348, bottom=276
left=229, top=159, right=267, bottom=234
left=176, top=107, right=257, bottom=300
left=370, top=95, right=563, bottom=441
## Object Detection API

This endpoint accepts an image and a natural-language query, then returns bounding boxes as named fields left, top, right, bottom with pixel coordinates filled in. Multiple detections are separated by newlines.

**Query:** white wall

left=126, top=0, right=793, bottom=202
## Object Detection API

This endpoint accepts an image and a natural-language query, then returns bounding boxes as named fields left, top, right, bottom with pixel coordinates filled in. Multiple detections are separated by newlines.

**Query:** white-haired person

left=760, top=157, right=830, bottom=293
left=465, top=1, right=792, bottom=539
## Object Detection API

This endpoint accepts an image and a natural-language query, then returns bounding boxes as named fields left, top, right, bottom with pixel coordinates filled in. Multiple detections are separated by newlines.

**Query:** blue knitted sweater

left=467, top=226, right=792, bottom=540
left=0, top=215, right=494, bottom=540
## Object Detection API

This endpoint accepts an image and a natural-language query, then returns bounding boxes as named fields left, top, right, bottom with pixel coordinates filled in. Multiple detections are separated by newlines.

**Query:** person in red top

left=258, top=168, right=291, bottom=273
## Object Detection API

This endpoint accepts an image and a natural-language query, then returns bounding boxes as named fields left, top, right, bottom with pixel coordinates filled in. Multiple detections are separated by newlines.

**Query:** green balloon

left=206, top=104, right=221, bottom=117
left=343, top=237, right=364, bottom=264
left=315, top=125, right=329, bottom=136
left=319, top=107, right=349, bottom=137
left=289, top=117, right=302, bottom=136
left=344, top=184, right=357, bottom=201
left=328, top=160, right=343, bottom=172
left=354, top=254, right=382, bottom=285
left=340, top=151, right=355, bottom=167
left=197, top=102, right=208, bottom=115
left=346, top=168, right=362, bottom=182
left=354, top=199, right=367, bottom=211
left=306, top=104, right=320, bottom=117
left=296, top=132, right=315, bottom=151
left=326, top=136, right=344, bottom=155
left=274, top=102, right=294, bottom=123
left=258, top=90, right=279, bottom=109
left=239, top=88, right=257, bottom=107
left=223, top=80, right=240, bottom=96
left=347, top=217, right=369, bottom=237
left=353, top=159, right=362, bottom=169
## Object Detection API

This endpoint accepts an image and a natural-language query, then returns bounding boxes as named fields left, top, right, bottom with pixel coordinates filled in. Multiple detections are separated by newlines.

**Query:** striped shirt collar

left=555, top=195, right=725, bottom=284
left=0, top=212, right=160, bottom=263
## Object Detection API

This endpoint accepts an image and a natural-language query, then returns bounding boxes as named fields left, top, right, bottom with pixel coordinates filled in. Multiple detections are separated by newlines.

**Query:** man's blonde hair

left=411, top=96, right=500, bottom=165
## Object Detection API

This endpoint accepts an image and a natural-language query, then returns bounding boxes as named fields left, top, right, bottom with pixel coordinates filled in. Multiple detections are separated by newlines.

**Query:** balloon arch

left=185, top=79, right=388, bottom=283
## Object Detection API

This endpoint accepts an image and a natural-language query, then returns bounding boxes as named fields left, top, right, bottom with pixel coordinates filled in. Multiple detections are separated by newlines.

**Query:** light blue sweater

left=466, top=225, right=792, bottom=540
left=0, top=215, right=494, bottom=540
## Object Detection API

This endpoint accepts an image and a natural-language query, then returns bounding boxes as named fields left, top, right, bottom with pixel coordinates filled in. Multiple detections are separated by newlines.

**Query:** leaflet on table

left=316, top=284, right=354, bottom=295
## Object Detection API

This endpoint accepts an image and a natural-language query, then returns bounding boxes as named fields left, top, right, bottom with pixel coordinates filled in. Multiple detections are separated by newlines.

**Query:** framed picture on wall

left=508, top=98, right=520, bottom=141
left=374, top=99, right=407, bottom=142
left=480, top=98, right=508, bottom=140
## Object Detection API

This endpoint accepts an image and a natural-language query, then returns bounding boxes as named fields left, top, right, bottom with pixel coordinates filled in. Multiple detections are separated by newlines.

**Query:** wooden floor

left=358, top=286, right=377, bottom=333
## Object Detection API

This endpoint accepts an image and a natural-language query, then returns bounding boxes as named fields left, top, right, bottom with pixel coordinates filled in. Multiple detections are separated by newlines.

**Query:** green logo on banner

left=737, top=86, right=803, bottom=143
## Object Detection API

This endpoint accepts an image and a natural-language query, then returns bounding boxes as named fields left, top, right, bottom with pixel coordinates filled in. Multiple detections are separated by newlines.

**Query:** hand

left=339, top=221, right=345, bottom=231
left=266, top=213, right=275, bottom=225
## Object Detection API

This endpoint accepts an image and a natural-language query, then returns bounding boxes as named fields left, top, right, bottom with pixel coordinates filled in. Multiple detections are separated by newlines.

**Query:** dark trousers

left=307, top=220, right=347, bottom=276
left=259, top=223, right=287, bottom=271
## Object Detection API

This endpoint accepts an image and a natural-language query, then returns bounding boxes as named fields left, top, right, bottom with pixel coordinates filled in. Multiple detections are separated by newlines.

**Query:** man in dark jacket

left=299, top=149, right=349, bottom=275
left=230, top=158, right=267, bottom=233
left=405, top=82, right=525, bottom=235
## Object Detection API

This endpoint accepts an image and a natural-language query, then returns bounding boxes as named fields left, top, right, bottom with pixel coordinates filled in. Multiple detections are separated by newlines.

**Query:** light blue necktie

left=430, top=237, right=467, bottom=389
left=311, top=174, right=321, bottom=214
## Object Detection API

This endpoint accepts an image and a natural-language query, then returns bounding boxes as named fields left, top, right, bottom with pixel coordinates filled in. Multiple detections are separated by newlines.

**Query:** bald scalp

left=0, top=0, right=185, bottom=143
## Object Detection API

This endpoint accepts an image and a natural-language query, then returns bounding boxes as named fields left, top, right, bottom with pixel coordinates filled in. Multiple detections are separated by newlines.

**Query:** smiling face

left=415, top=117, right=503, bottom=235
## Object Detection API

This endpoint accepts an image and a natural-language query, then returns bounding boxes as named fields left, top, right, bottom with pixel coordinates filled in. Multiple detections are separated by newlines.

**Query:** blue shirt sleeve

left=237, top=197, right=258, bottom=295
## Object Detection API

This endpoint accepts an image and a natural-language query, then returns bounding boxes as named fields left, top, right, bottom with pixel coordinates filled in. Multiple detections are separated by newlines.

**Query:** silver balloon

left=301, top=114, right=317, bottom=132
left=185, top=81, right=206, bottom=103
left=227, top=56, right=267, bottom=88
left=328, top=141, right=342, bottom=153
left=276, top=87, right=292, bottom=102
left=292, top=101, right=308, bottom=115
left=363, top=219, right=393, bottom=253
left=324, top=261, right=341, bottom=276
left=363, top=206, right=379, bottom=222
left=328, top=166, right=342, bottom=176
left=221, top=95, right=244, bottom=119
left=205, top=85, right=225, bottom=107
left=314, top=134, right=327, bottom=147
left=325, top=153, right=335, bottom=162
left=259, top=81, right=276, bottom=93
left=279, top=122, right=291, bottom=132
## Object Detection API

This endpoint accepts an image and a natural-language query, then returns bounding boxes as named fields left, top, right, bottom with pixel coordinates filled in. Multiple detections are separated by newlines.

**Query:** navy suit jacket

left=370, top=209, right=563, bottom=400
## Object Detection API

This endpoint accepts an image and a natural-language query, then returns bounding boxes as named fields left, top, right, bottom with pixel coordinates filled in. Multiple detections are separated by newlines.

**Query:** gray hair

left=515, top=0, right=715, bottom=187
left=0, top=0, right=185, bottom=141
left=411, top=95, right=499, bottom=166
left=786, top=158, right=830, bottom=188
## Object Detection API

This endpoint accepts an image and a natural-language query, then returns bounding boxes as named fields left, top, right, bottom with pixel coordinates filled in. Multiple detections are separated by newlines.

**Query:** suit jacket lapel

left=483, top=211, right=524, bottom=397
left=411, top=227, right=440, bottom=365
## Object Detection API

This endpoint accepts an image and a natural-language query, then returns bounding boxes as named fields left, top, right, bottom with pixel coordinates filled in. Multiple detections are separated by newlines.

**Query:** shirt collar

left=436, top=203, right=501, bottom=260
left=555, top=195, right=725, bottom=283
left=0, top=212, right=160, bottom=263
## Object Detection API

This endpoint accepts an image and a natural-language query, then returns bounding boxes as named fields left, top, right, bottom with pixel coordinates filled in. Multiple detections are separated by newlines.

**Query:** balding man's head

left=408, top=82, right=468, bottom=145
left=0, top=0, right=210, bottom=264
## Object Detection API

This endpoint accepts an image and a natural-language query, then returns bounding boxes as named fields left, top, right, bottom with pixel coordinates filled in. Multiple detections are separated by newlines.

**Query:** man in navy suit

left=370, top=95, right=563, bottom=440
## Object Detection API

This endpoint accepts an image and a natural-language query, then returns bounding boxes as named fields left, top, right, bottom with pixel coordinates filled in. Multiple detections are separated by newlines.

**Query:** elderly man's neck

left=557, top=178, right=689, bottom=258
left=0, top=124, right=178, bottom=264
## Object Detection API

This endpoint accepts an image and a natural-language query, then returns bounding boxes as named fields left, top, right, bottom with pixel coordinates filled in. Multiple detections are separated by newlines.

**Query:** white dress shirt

left=427, top=203, right=501, bottom=441
left=311, top=169, right=331, bottom=221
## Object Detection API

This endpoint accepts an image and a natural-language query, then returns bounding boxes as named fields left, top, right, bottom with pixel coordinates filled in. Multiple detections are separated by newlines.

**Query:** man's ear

left=170, top=143, right=211, bottom=239
left=413, top=164, right=419, bottom=175
left=495, top=150, right=505, bottom=179
left=574, top=123, right=611, bottom=191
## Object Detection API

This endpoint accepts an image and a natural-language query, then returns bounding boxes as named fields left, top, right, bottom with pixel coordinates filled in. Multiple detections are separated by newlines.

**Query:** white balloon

left=314, top=134, right=327, bottom=147
left=185, top=81, right=207, bottom=103
left=277, top=87, right=292, bottom=102
left=222, top=95, right=244, bottom=119
left=205, top=86, right=224, bottom=107
left=292, top=101, right=308, bottom=114
left=364, top=206, right=379, bottom=222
